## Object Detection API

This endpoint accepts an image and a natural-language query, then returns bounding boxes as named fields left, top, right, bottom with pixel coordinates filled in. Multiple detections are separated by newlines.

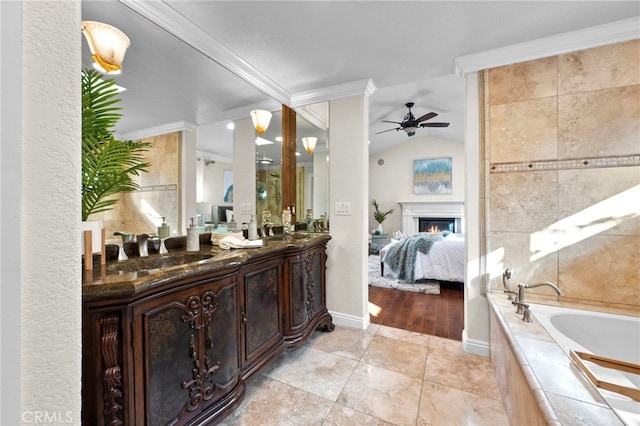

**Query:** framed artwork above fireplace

left=413, top=157, right=452, bottom=194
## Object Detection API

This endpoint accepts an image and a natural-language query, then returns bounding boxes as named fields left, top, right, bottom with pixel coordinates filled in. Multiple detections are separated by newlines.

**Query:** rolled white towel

left=211, top=231, right=243, bottom=245
left=218, top=235, right=263, bottom=250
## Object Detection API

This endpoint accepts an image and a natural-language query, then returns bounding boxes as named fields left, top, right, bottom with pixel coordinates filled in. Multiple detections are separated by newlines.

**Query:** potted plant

left=81, top=69, right=151, bottom=252
left=371, top=199, right=394, bottom=234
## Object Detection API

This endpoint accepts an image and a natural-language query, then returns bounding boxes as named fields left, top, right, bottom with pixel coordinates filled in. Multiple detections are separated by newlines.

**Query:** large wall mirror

left=255, top=110, right=283, bottom=226
left=296, top=103, right=329, bottom=229
left=254, top=103, right=328, bottom=230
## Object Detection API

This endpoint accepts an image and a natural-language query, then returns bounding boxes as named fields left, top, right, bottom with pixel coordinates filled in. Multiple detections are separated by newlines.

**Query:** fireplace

left=398, top=201, right=464, bottom=235
left=419, top=217, right=456, bottom=233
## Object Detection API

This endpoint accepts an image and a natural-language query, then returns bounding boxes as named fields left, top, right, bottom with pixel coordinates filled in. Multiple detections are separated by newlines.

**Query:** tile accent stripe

left=139, top=184, right=178, bottom=192
left=490, top=154, right=640, bottom=173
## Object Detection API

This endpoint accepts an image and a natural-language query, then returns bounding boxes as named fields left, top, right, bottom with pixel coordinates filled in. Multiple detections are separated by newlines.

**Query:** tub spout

left=516, top=281, right=563, bottom=316
left=525, top=281, right=564, bottom=297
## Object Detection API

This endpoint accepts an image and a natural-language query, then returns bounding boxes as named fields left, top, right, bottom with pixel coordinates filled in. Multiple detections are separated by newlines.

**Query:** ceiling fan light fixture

left=250, top=109, right=272, bottom=135
left=82, top=21, right=130, bottom=74
left=256, top=155, right=273, bottom=164
left=302, top=137, right=317, bottom=154
left=404, top=127, right=417, bottom=136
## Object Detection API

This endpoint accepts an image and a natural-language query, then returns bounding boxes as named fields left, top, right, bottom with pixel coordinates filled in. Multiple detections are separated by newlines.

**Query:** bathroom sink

left=266, top=233, right=312, bottom=242
left=106, top=252, right=214, bottom=273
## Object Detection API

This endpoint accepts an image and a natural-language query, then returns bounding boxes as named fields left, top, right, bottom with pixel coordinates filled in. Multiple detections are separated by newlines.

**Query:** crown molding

left=117, top=120, right=197, bottom=141
left=219, top=99, right=282, bottom=122
left=454, top=18, right=640, bottom=76
left=295, top=104, right=329, bottom=131
left=196, top=150, right=233, bottom=164
left=119, top=0, right=292, bottom=105
left=290, top=78, right=378, bottom=107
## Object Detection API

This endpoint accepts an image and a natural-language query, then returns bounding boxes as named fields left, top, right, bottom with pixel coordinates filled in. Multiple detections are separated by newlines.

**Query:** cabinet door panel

left=134, top=277, right=239, bottom=426
left=309, top=250, right=325, bottom=313
left=144, top=303, right=195, bottom=426
left=240, top=257, right=284, bottom=375
left=204, top=283, right=239, bottom=389
left=243, top=265, right=280, bottom=360
left=288, top=258, right=308, bottom=328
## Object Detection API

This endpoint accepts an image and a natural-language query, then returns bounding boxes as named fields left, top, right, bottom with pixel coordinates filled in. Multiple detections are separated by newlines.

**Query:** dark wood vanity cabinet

left=82, top=235, right=332, bottom=425
left=131, top=273, right=241, bottom=426
left=283, top=244, right=334, bottom=344
left=238, top=257, right=284, bottom=378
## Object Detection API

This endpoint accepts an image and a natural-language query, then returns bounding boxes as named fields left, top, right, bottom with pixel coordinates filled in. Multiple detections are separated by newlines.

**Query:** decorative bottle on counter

left=248, top=215, right=258, bottom=240
left=282, top=208, right=291, bottom=235
left=186, top=217, right=199, bottom=251
left=306, top=209, right=314, bottom=232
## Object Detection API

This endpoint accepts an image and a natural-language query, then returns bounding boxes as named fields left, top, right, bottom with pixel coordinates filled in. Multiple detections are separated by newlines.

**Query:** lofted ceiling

left=81, top=1, right=639, bottom=160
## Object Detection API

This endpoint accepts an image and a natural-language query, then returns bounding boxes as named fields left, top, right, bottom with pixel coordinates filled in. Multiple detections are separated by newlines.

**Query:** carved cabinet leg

left=100, top=316, right=123, bottom=426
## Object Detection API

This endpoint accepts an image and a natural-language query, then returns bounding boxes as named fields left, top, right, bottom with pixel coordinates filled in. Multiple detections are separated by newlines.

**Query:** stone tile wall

left=485, top=40, right=640, bottom=309
left=89, top=131, right=181, bottom=239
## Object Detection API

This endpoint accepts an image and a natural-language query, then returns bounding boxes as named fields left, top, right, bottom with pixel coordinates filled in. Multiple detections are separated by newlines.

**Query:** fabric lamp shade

left=250, top=110, right=272, bottom=134
left=302, top=137, right=317, bottom=154
left=82, top=21, right=130, bottom=74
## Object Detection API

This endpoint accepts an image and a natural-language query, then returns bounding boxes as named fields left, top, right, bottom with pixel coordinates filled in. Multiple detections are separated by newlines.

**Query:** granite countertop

left=83, top=233, right=331, bottom=302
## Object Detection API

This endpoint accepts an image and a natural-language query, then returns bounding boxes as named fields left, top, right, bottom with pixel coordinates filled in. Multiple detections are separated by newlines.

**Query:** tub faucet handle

left=521, top=304, right=532, bottom=322
left=137, top=233, right=150, bottom=257
left=511, top=300, right=532, bottom=322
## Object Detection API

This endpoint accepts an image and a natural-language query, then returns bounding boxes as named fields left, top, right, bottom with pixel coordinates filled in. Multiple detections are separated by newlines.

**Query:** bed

left=379, top=232, right=465, bottom=283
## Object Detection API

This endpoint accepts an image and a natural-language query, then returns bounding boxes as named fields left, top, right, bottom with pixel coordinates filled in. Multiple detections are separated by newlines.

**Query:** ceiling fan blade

left=416, top=112, right=437, bottom=123
left=375, top=127, right=399, bottom=135
left=381, top=120, right=402, bottom=125
left=420, top=122, right=450, bottom=128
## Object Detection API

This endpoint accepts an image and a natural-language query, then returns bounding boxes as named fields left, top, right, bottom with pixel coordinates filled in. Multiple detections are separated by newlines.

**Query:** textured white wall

left=327, top=95, right=369, bottom=328
left=182, top=130, right=197, bottom=233
left=201, top=160, right=234, bottom=204
left=1, top=1, right=23, bottom=423
left=21, top=0, right=82, bottom=422
left=462, top=73, right=490, bottom=356
left=368, top=136, right=465, bottom=234
left=233, top=117, right=256, bottom=224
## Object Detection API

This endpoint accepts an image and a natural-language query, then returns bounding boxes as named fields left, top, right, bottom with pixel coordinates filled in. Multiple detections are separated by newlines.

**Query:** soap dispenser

left=186, top=217, right=199, bottom=252
left=157, top=217, right=170, bottom=238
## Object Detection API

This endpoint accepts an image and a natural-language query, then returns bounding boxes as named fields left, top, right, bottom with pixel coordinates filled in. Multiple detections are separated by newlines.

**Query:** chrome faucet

left=261, top=223, right=273, bottom=238
left=517, top=281, right=564, bottom=302
left=137, top=233, right=150, bottom=257
left=513, top=281, right=563, bottom=322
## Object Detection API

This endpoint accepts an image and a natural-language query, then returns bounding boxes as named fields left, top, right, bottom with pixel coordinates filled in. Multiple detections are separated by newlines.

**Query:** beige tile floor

left=220, top=324, right=509, bottom=425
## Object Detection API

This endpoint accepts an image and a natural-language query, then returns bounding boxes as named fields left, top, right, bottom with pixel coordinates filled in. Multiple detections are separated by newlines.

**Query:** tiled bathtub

left=488, top=293, right=636, bottom=425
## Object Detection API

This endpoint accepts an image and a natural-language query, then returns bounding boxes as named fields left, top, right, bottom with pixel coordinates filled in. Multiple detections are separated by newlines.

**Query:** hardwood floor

left=368, top=282, right=464, bottom=340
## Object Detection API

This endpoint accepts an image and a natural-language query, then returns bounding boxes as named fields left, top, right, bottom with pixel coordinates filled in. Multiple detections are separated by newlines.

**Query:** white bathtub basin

left=531, top=304, right=640, bottom=425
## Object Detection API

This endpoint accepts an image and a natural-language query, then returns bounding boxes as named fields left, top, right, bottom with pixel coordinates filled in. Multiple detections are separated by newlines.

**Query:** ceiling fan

left=377, top=102, right=449, bottom=136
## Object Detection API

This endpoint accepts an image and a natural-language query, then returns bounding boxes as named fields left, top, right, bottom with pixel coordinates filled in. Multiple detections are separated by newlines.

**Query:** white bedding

left=381, top=234, right=465, bottom=283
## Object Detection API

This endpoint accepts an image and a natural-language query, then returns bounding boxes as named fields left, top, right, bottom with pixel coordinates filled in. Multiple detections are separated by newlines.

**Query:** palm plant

left=371, top=199, right=394, bottom=224
left=82, top=69, right=151, bottom=221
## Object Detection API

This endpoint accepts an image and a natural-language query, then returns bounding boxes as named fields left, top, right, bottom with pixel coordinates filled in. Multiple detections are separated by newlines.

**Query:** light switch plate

left=240, top=203, right=252, bottom=214
left=335, top=202, right=351, bottom=215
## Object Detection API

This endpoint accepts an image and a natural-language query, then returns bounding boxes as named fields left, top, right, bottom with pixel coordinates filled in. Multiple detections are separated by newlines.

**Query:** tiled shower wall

left=485, top=39, right=640, bottom=309
left=89, top=131, right=181, bottom=239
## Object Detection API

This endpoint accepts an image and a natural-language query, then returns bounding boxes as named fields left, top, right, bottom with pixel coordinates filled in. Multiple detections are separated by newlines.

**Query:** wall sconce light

left=302, top=137, right=317, bottom=155
left=250, top=110, right=272, bottom=135
left=82, top=21, right=131, bottom=74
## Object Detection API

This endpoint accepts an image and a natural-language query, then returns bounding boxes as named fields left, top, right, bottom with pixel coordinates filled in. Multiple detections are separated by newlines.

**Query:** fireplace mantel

left=397, top=201, right=464, bottom=234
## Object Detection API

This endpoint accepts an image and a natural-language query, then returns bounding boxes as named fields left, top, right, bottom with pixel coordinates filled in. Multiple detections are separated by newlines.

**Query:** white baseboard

left=462, top=329, right=490, bottom=357
left=328, top=310, right=370, bottom=330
